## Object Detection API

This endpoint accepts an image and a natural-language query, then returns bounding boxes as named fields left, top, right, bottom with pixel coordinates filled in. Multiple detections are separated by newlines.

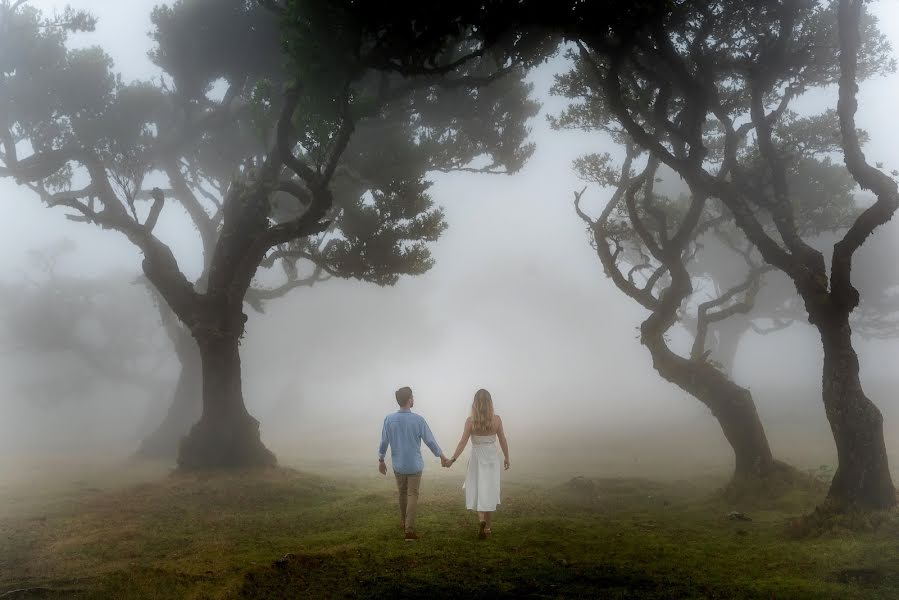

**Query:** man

left=378, top=386, right=449, bottom=541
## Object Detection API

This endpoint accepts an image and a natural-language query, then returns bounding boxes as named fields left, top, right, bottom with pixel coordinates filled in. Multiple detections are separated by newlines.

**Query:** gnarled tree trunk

left=816, top=311, right=895, bottom=510
left=135, top=336, right=202, bottom=461
left=178, top=326, right=275, bottom=469
left=642, top=325, right=776, bottom=481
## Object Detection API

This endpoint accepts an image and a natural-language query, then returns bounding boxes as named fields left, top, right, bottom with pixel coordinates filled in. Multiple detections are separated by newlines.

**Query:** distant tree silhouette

left=0, top=241, right=171, bottom=408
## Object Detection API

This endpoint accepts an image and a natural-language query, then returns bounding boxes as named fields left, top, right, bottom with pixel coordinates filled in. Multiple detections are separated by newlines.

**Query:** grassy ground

left=1, top=463, right=898, bottom=599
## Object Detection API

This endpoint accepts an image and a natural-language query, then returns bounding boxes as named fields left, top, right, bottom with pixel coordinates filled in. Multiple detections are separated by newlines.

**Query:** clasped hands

left=439, top=457, right=511, bottom=469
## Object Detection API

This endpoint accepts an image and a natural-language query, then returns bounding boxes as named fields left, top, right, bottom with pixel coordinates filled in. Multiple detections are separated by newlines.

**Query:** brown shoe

left=478, top=521, right=487, bottom=540
left=404, top=531, right=420, bottom=542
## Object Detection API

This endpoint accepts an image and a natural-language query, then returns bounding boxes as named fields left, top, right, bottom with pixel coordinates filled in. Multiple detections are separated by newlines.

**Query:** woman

left=447, top=388, right=510, bottom=539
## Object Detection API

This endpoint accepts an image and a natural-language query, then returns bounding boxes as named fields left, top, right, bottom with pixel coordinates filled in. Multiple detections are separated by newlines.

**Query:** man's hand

left=378, top=460, right=387, bottom=475
left=440, top=456, right=452, bottom=468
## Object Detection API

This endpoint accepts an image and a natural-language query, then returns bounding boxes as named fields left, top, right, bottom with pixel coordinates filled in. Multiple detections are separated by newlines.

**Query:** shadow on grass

left=236, top=548, right=763, bottom=600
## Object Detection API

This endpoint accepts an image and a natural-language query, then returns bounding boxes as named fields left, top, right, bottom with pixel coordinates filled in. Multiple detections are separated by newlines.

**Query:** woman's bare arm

left=450, top=418, right=473, bottom=463
left=496, top=415, right=510, bottom=469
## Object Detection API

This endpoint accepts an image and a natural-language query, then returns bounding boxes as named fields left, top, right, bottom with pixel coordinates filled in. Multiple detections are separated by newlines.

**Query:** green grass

left=1, top=465, right=898, bottom=599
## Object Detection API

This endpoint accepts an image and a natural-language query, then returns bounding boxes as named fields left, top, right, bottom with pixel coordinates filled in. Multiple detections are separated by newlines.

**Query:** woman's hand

left=504, top=459, right=510, bottom=471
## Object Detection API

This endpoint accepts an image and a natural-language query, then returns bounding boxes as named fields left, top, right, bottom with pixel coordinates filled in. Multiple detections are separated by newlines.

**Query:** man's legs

left=404, top=473, right=422, bottom=532
left=394, top=473, right=409, bottom=527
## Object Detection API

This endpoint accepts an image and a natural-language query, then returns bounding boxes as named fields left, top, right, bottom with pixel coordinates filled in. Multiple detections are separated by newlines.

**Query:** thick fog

left=2, top=0, right=898, bottom=481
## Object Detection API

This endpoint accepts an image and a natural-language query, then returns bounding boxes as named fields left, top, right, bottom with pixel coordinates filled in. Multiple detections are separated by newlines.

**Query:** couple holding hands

left=377, top=386, right=510, bottom=541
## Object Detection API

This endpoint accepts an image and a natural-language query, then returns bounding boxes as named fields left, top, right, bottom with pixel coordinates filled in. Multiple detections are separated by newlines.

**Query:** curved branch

left=163, top=161, right=217, bottom=255
left=246, top=267, right=330, bottom=308
left=584, top=150, right=663, bottom=312
left=749, top=83, right=821, bottom=264
left=275, top=179, right=312, bottom=206
left=144, top=188, right=165, bottom=232
left=750, top=319, right=794, bottom=336
left=834, top=0, right=899, bottom=310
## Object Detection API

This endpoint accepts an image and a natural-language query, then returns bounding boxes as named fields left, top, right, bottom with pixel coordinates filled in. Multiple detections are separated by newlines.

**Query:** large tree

left=557, top=0, right=897, bottom=510
left=0, top=0, right=539, bottom=468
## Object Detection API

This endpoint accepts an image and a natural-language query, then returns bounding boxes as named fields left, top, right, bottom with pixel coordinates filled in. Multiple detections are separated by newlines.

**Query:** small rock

left=727, top=511, right=752, bottom=522
left=274, top=553, right=295, bottom=568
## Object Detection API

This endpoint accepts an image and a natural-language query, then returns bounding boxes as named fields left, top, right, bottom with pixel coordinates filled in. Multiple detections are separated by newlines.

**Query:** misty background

left=1, top=0, right=897, bottom=480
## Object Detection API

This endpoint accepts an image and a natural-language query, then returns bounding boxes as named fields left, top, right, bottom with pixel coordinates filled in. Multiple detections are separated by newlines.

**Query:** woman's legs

left=476, top=511, right=494, bottom=538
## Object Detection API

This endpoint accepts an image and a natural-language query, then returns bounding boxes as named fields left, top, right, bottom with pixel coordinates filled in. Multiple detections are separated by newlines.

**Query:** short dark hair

left=395, top=386, right=413, bottom=406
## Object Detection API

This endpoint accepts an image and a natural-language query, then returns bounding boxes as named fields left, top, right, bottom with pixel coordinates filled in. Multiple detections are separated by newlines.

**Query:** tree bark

left=177, top=328, right=276, bottom=469
left=135, top=335, right=202, bottom=461
left=816, top=311, right=895, bottom=510
left=642, top=327, right=776, bottom=480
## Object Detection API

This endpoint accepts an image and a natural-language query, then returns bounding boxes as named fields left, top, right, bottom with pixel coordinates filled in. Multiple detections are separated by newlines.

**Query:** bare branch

left=144, top=187, right=165, bottom=232
left=573, top=185, right=595, bottom=226
left=583, top=149, right=662, bottom=312
left=749, top=83, right=820, bottom=262
left=246, top=267, right=330, bottom=307
left=691, top=267, right=769, bottom=360
left=623, top=158, right=665, bottom=262
left=750, top=319, right=794, bottom=336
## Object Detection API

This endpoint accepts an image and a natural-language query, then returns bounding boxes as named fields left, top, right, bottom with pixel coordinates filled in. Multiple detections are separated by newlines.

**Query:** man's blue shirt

left=378, top=409, right=442, bottom=475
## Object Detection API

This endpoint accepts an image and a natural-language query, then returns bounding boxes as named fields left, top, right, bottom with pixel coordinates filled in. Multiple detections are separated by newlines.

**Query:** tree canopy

left=0, top=0, right=544, bottom=468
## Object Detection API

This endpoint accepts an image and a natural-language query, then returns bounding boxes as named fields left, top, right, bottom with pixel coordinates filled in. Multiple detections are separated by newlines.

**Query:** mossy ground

left=1, top=462, right=898, bottom=599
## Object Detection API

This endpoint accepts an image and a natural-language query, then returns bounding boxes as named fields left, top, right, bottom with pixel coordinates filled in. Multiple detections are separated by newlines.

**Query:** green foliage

left=149, top=0, right=284, bottom=99
left=327, top=179, right=447, bottom=286
left=2, top=0, right=542, bottom=308
left=1, top=4, right=112, bottom=158
left=250, top=1, right=543, bottom=287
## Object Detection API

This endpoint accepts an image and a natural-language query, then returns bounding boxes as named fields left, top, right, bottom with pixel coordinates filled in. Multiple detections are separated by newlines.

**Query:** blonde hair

left=470, top=389, right=495, bottom=433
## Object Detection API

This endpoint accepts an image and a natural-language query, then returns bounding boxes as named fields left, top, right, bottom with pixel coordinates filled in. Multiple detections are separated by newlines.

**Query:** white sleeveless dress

left=463, top=434, right=502, bottom=511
